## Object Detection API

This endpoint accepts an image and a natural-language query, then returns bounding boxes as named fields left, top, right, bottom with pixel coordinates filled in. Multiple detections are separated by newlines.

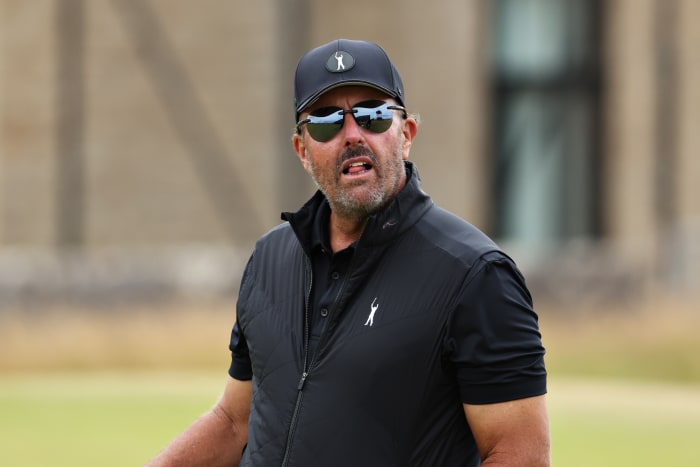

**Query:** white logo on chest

left=364, top=297, right=379, bottom=326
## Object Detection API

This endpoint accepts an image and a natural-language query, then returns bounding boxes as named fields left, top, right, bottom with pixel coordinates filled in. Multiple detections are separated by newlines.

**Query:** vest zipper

left=280, top=243, right=361, bottom=466
left=281, top=255, right=313, bottom=467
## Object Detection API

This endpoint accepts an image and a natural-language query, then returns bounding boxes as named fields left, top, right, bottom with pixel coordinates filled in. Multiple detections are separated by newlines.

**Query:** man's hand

left=146, top=376, right=252, bottom=467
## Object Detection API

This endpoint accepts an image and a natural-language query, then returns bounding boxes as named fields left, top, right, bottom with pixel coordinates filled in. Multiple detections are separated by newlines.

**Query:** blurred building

left=1, top=0, right=698, bottom=306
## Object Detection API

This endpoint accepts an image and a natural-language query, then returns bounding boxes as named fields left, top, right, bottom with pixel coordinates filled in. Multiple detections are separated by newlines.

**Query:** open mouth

left=343, top=161, right=373, bottom=175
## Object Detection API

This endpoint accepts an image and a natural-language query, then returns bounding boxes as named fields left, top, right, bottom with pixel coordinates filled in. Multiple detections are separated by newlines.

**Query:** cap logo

left=326, top=51, right=355, bottom=73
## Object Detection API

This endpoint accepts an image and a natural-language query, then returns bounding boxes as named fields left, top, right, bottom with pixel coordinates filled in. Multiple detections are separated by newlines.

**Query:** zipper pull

left=297, top=371, right=308, bottom=390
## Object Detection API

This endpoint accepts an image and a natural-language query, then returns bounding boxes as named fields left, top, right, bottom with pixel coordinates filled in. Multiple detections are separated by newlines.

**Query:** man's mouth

left=343, top=161, right=373, bottom=175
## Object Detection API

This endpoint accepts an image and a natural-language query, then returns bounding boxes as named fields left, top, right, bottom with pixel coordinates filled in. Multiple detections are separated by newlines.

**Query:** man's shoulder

left=253, top=222, right=302, bottom=257
left=256, top=221, right=296, bottom=243
left=415, top=205, right=502, bottom=265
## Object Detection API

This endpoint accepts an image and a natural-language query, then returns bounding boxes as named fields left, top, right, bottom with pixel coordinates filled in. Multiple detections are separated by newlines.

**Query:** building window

left=490, top=0, right=603, bottom=251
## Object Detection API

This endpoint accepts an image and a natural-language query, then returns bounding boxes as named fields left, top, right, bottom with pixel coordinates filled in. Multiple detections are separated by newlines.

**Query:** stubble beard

left=308, top=145, right=405, bottom=222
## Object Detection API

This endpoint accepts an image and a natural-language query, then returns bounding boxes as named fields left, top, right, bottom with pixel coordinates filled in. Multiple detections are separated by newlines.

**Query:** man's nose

left=340, top=112, right=364, bottom=144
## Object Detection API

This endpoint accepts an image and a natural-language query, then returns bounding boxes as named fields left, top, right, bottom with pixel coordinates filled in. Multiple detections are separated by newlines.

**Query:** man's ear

left=292, top=133, right=312, bottom=174
left=401, top=118, right=418, bottom=161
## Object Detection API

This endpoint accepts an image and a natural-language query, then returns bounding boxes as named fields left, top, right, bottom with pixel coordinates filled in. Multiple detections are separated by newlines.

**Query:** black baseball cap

left=294, top=39, right=405, bottom=121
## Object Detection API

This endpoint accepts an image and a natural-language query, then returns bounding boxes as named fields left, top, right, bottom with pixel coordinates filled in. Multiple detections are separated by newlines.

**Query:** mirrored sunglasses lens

left=305, top=108, right=344, bottom=142
left=307, top=123, right=342, bottom=142
left=368, top=117, right=393, bottom=133
left=354, top=105, right=394, bottom=133
left=303, top=104, right=397, bottom=141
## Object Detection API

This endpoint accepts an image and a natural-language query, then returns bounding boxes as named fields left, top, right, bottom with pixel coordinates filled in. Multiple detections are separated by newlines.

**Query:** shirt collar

left=310, top=199, right=331, bottom=253
left=283, top=161, right=432, bottom=253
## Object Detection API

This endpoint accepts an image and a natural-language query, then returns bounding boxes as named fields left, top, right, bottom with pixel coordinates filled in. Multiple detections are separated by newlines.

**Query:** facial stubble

left=307, top=144, right=406, bottom=222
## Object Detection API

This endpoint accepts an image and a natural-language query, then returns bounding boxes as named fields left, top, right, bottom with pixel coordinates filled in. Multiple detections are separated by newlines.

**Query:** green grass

left=1, top=372, right=699, bottom=467
left=549, top=379, right=700, bottom=466
left=1, top=303, right=698, bottom=465
left=0, top=372, right=224, bottom=467
left=552, top=413, right=700, bottom=466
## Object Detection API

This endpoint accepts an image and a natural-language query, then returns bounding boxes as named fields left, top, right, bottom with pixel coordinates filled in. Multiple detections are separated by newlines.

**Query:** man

left=147, top=39, right=550, bottom=466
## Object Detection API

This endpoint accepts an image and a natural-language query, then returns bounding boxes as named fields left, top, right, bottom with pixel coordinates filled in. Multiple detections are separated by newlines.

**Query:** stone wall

left=1, top=0, right=698, bottom=304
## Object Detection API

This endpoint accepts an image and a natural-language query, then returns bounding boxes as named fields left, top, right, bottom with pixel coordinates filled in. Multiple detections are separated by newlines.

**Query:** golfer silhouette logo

left=364, top=297, right=379, bottom=327
left=334, top=52, right=345, bottom=71
left=325, top=50, right=354, bottom=73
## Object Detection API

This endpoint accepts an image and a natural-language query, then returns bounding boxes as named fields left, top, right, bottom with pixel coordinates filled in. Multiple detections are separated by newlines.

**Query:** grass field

left=0, top=299, right=699, bottom=466
left=1, top=372, right=699, bottom=466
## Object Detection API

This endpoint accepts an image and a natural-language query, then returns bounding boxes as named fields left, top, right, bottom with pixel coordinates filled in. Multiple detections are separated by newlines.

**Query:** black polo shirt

left=307, top=200, right=355, bottom=359
left=228, top=200, right=357, bottom=380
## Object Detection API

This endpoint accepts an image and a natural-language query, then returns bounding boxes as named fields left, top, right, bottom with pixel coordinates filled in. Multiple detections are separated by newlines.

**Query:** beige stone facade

left=1, top=0, right=698, bottom=302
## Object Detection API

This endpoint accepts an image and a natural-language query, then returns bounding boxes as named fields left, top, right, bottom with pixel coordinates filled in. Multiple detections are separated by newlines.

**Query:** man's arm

left=464, top=394, right=550, bottom=466
left=146, top=376, right=252, bottom=467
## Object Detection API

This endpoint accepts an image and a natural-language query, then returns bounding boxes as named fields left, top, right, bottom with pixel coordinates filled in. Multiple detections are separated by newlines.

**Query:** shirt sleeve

left=446, top=251, right=547, bottom=405
left=228, top=253, right=255, bottom=381
left=228, top=320, right=253, bottom=380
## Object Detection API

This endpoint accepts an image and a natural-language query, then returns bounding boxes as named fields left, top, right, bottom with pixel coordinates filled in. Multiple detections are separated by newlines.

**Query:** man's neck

left=328, top=211, right=368, bottom=253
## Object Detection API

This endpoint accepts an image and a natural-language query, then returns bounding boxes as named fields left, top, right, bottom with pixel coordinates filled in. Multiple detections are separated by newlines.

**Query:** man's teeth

left=344, top=161, right=371, bottom=174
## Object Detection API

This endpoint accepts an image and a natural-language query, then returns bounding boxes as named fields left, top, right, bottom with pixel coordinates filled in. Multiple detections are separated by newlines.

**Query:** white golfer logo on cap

left=325, top=51, right=355, bottom=73
left=335, top=52, right=345, bottom=71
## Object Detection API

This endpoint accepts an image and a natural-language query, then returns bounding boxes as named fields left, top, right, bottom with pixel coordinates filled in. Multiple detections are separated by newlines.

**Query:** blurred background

left=2, top=0, right=699, bottom=308
left=1, top=0, right=699, bottom=465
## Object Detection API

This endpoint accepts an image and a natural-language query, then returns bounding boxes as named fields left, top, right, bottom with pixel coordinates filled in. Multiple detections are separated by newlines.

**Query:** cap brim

left=296, top=81, right=400, bottom=118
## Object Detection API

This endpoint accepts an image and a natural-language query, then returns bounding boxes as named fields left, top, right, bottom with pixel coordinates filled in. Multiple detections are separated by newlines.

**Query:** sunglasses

left=296, top=100, right=407, bottom=142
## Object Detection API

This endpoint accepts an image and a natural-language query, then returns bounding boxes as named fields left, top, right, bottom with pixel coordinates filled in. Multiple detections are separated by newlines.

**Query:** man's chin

left=332, top=191, right=385, bottom=218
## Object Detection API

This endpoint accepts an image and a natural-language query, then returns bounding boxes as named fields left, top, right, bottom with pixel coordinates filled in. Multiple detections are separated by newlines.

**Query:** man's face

left=293, top=86, right=417, bottom=221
